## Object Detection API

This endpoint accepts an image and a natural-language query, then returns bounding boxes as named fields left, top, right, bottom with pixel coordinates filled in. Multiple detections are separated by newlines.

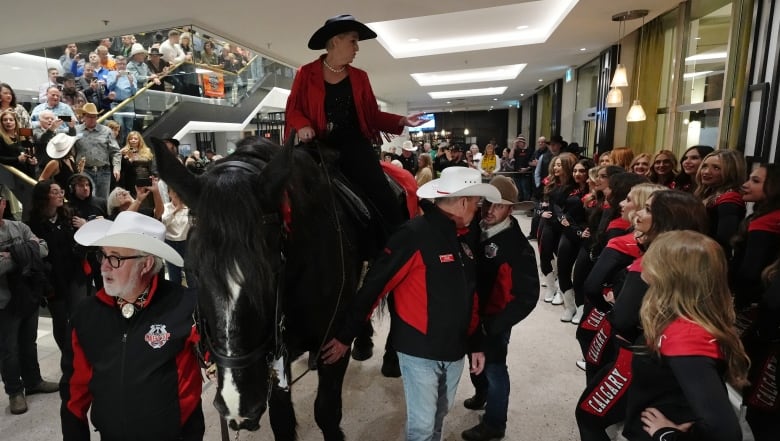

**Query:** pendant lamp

left=626, top=12, right=648, bottom=122
left=606, top=87, right=623, bottom=108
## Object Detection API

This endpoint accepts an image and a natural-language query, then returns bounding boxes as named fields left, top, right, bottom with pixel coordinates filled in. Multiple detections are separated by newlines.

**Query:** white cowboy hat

left=417, top=167, right=501, bottom=202
left=401, top=140, right=418, bottom=152
left=129, top=43, right=147, bottom=58
left=46, top=133, right=77, bottom=159
left=75, top=211, right=184, bottom=266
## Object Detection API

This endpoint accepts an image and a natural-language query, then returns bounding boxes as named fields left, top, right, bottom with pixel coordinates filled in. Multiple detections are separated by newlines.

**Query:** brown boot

left=26, top=380, right=59, bottom=395
left=9, top=393, right=28, bottom=415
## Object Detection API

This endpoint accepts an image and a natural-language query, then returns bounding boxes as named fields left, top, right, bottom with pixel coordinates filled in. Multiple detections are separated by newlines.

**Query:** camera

left=87, top=215, right=97, bottom=221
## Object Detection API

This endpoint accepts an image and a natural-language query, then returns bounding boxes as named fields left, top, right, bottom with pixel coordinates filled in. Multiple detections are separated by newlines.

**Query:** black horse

left=152, top=137, right=363, bottom=440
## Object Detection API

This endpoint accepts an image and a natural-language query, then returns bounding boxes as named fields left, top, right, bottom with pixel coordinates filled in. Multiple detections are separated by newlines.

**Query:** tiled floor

left=2, top=214, right=589, bottom=440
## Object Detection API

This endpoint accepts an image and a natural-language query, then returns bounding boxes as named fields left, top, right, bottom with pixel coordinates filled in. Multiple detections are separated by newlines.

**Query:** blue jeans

left=397, top=352, right=465, bottom=441
left=0, top=307, right=43, bottom=395
left=165, top=239, right=188, bottom=286
left=85, top=168, right=112, bottom=202
left=468, top=331, right=511, bottom=430
left=513, top=173, right=533, bottom=202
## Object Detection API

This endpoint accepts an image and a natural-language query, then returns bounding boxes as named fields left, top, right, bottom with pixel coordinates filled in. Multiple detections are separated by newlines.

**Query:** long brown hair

left=694, top=149, right=746, bottom=205
left=544, top=152, right=577, bottom=196
left=648, top=149, right=678, bottom=186
left=641, top=230, right=750, bottom=388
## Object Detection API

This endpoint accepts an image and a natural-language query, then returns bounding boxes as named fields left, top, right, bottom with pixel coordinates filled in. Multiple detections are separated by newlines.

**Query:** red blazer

left=285, top=55, right=404, bottom=143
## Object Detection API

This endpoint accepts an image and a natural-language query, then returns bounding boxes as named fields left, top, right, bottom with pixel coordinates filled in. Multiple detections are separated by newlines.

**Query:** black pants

left=556, top=233, right=581, bottom=292
left=538, top=220, right=561, bottom=276
left=329, top=132, right=404, bottom=250
left=572, top=247, right=594, bottom=307
left=575, top=346, right=633, bottom=441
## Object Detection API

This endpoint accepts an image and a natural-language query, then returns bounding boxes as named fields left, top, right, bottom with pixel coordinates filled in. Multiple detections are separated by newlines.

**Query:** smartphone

left=60, top=115, right=72, bottom=122
left=19, top=128, right=33, bottom=137
left=135, top=177, right=152, bottom=187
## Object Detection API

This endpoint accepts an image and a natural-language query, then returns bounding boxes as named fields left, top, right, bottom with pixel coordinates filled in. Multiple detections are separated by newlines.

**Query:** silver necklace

left=322, top=59, right=346, bottom=73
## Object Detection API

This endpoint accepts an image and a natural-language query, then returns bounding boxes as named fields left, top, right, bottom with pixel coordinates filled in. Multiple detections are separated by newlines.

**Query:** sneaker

left=551, top=291, right=564, bottom=305
left=9, top=393, right=27, bottom=415
left=463, top=394, right=487, bottom=410
left=576, top=359, right=587, bottom=371
left=26, top=380, right=59, bottom=395
left=461, top=422, right=505, bottom=441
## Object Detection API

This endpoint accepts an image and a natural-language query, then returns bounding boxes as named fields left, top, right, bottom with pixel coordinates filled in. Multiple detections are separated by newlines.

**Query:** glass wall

left=676, top=0, right=733, bottom=149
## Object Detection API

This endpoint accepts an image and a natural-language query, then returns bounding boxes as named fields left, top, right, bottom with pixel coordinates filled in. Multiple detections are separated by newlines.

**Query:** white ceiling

left=1, top=0, right=681, bottom=113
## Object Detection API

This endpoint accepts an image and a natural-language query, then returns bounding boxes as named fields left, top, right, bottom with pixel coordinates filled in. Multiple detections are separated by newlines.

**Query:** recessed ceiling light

left=516, top=25, right=529, bottom=30
left=580, top=48, right=587, bottom=51
left=367, top=1, right=580, bottom=58
left=408, top=38, right=419, bottom=42
left=493, top=98, right=498, bottom=101
left=538, top=78, right=543, bottom=82
left=446, top=101, right=451, bottom=104
left=695, top=37, right=701, bottom=40
left=428, top=87, right=508, bottom=99
left=411, top=64, right=526, bottom=87
left=520, top=93, right=524, bottom=97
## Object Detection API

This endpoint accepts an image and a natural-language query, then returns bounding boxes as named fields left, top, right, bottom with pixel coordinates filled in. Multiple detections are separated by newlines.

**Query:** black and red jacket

left=624, top=318, right=740, bottom=441
left=337, top=200, right=481, bottom=361
left=706, top=190, right=746, bottom=256
left=730, top=209, right=780, bottom=308
left=476, top=216, right=539, bottom=336
left=61, top=276, right=203, bottom=441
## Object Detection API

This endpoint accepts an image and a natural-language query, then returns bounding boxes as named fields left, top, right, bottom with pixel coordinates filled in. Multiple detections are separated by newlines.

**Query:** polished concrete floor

left=0, top=215, right=598, bottom=440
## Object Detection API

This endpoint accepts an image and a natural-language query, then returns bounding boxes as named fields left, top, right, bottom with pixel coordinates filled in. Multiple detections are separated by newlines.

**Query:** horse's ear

left=150, top=137, right=202, bottom=210
left=258, top=142, right=294, bottom=202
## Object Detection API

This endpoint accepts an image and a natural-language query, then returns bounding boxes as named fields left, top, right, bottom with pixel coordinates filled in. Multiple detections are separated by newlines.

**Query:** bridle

left=195, top=159, right=289, bottom=373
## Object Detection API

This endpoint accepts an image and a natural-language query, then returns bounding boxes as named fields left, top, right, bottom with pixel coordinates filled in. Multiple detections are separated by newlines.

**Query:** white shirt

left=161, top=202, right=190, bottom=241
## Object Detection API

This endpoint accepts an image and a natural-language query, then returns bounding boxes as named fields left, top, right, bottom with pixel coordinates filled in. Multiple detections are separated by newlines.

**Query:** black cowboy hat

left=308, top=14, right=377, bottom=50
left=148, top=47, right=163, bottom=56
left=56, top=72, right=76, bottom=83
left=164, top=138, right=180, bottom=147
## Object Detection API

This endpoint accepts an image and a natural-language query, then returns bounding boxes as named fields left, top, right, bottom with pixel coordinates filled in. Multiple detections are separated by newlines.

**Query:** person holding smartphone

left=30, top=86, right=77, bottom=134
left=0, top=109, right=38, bottom=178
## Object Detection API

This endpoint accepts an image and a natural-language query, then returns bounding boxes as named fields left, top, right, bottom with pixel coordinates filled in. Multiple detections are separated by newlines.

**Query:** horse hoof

left=380, top=351, right=401, bottom=378
left=351, top=343, right=373, bottom=361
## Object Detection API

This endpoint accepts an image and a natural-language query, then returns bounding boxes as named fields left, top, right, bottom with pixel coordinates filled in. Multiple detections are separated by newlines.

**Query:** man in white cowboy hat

left=74, top=102, right=121, bottom=202
left=322, top=167, right=501, bottom=441
left=127, top=43, right=162, bottom=89
left=61, top=211, right=204, bottom=440
left=398, top=140, right=419, bottom=176
left=461, top=175, right=539, bottom=441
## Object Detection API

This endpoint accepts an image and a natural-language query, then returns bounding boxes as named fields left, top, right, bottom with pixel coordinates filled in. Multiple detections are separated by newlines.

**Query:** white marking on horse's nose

left=221, top=368, right=244, bottom=422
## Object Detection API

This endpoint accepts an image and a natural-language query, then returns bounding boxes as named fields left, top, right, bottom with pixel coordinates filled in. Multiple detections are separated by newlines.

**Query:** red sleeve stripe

left=67, top=330, right=93, bottom=422
left=388, top=250, right=428, bottom=334
left=748, top=210, right=780, bottom=234
left=176, top=325, right=203, bottom=425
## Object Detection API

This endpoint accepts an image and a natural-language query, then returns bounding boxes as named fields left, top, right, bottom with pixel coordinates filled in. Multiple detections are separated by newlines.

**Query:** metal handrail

left=97, top=61, right=184, bottom=124
left=2, top=164, right=37, bottom=186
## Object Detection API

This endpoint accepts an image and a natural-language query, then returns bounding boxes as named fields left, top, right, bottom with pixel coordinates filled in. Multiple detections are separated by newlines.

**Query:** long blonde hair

left=121, top=131, right=154, bottom=161
left=641, top=230, right=750, bottom=387
left=0, top=109, right=20, bottom=145
left=694, top=150, right=746, bottom=205
left=625, top=183, right=667, bottom=223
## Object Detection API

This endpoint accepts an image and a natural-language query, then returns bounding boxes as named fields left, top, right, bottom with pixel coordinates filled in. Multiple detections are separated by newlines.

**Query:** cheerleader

left=557, top=158, right=594, bottom=321
left=576, top=190, right=708, bottom=441
left=694, top=149, right=747, bottom=256
left=622, top=231, right=749, bottom=441
left=539, top=152, right=577, bottom=304
left=648, top=149, right=678, bottom=188
left=672, top=145, right=714, bottom=192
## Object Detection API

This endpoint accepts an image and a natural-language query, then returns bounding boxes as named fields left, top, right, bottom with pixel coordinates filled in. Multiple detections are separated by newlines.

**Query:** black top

left=324, top=76, right=360, bottom=136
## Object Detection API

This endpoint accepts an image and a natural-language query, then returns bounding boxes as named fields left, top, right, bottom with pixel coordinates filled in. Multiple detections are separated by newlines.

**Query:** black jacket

left=61, top=276, right=203, bottom=441
left=476, top=216, right=538, bottom=336
left=337, top=200, right=482, bottom=361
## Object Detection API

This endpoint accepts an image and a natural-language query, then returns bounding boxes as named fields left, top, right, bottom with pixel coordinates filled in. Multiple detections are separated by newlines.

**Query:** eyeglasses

left=96, top=251, right=147, bottom=269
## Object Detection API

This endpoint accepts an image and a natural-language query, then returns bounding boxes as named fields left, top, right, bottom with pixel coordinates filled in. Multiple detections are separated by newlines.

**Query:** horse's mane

left=188, top=137, right=342, bottom=324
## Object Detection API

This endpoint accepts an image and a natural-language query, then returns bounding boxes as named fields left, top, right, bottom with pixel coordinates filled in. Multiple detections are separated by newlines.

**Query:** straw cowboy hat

left=46, top=133, right=77, bottom=159
left=401, top=140, right=418, bottom=152
left=308, top=14, right=378, bottom=50
left=129, top=43, right=147, bottom=57
left=79, top=103, right=101, bottom=116
left=75, top=211, right=184, bottom=266
left=417, top=167, right=501, bottom=203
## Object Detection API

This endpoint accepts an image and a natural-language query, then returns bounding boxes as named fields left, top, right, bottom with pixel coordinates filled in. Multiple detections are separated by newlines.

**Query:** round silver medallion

left=121, top=303, right=135, bottom=319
